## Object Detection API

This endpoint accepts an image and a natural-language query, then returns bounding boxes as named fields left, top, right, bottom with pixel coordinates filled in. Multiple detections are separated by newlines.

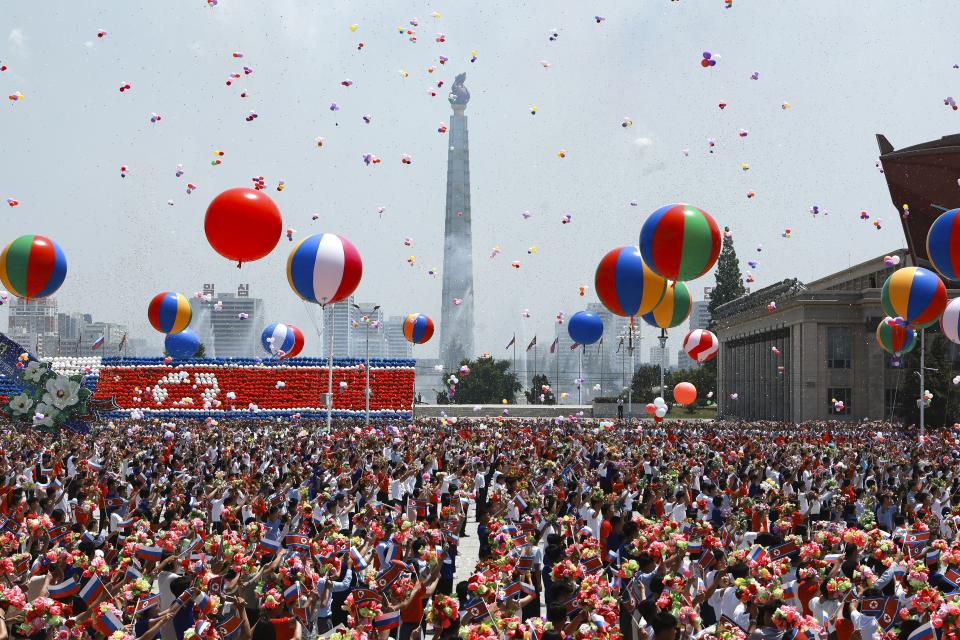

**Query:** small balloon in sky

left=340, top=79, right=353, bottom=87
left=718, top=100, right=727, bottom=110
left=860, top=210, right=869, bottom=220
left=540, top=60, right=551, bottom=69
left=756, top=244, right=763, bottom=252
left=97, top=29, right=107, bottom=38
left=150, top=113, right=161, bottom=123
left=118, top=82, right=131, bottom=93
left=120, top=165, right=128, bottom=178
left=438, top=122, right=448, bottom=133
left=232, top=52, right=244, bottom=58
left=401, top=154, right=413, bottom=165
left=521, top=211, right=532, bottom=220
left=439, top=55, right=448, bottom=65
left=428, top=268, right=438, bottom=278
left=527, top=246, right=537, bottom=255
left=243, top=67, right=253, bottom=75
left=750, top=71, right=759, bottom=80
left=883, top=255, right=901, bottom=268
left=530, top=105, right=538, bottom=115
left=407, top=256, right=415, bottom=266
left=746, top=190, right=756, bottom=199
left=630, top=200, right=638, bottom=206
left=376, top=206, right=385, bottom=215
left=349, top=24, right=358, bottom=32
left=276, top=180, right=285, bottom=192
left=245, top=111, right=258, bottom=122
left=6, top=198, right=19, bottom=207
left=561, top=214, right=572, bottom=224
left=873, top=219, right=882, bottom=230
left=622, top=117, right=633, bottom=128
left=238, top=313, right=248, bottom=320
left=453, top=298, right=462, bottom=305
left=511, top=261, right=521, bottom=269
left=748, top=261, right=758, bottom=269
left=399, top=70, right=409, bottom=78
left=741, top=163, right=750, bottom=171
left=286, top=228, right=295, bottom=241
left=186, top=183, right=197, bottom=194
left=175, top=164, right=184, bottom=177
left=707, top=139, right=716, bottom=152
left=781, top=101, right=792, bottom=110
left=470, top=50, right=478, bottom=63
left=782, top=228, right=791, bottom=238
left=362, top=153, right=381, bottom=166
left=946, top=97, right=958, bottom=111
left=557, top=149, right=567, bottom=158
left=490, top=246, right=501, bottom=258
left=594, top=15, right=606, bottom=23
left=738, top=128, right=749, bottom=138
left=404, top=238, right=413, bottom=246
left=329, top=102, right=340, bottom=111
left=315, top=137, right=325, bottom=148
left=435, top=33, right=446, bottom=43
left=701, top=51, right=717, bottom=68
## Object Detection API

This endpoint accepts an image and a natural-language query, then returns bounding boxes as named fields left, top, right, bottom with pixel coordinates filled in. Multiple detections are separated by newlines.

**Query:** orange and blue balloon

left=639, top=203, right=721, bottom=282
left=880, top=267, right=947, bottom=328
left=926, top=208, right=960, bottom=281
left=0, top=235, right=67, bottom=299
left=568, top=310, right=604, bottom=345
left=642, top=281, right=692, bottom=329
left=403, top=314, right=434, bottom=344
left=876, top=318, right=917, bottom=356
left=147, top=292, right=192, bottom=334
left=287, top=233, right=363, bottom=305
left=261, top=323, right=305, bottom=358
left=594, top=246, right=666, bottom=317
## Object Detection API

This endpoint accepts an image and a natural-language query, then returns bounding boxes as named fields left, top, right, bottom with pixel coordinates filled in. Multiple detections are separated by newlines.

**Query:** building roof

left=712, top=278, right=806, bottom=321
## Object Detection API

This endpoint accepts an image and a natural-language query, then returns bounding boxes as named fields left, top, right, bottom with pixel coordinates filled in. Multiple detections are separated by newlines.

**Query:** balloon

left=147, top=292, right=192, bottom=334
left=682, top=329, right=718, bottom=363
left=673, top=382, right=697, bottom=406
left=639, top=203, right=721, bottom=281
left=926, top=208, right=960, bottom=281
left=642, top=282, right=692, bottom=329
left=567, top=310, right=604, bottom=345
left=941, top=299, right=960, bottom=345
left=287, top=233, right=363, bottom=305
left=655, top=407, right=667, bottom=418
left=164, top=329, right=200, bottom=358
left=644, top=403, right=656, bottom=415
left=0, top=235, right=67, bottom=299
left=880, top=267, right=947, bottom=328
left=260, top=323, right=305, bottom=358
left=204, top=188, right=283, bottom=265
left=653, top=397, right=665, bottom=407
left=876, top=317, right=917, bottom=355
left=594, top=246, right=667, bottom=317
left=402, top=313, right=435, bottom=344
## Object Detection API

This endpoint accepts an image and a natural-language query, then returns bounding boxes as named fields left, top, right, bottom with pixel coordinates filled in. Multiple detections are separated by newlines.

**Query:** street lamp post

left=352, top=303, right=380, bottom=427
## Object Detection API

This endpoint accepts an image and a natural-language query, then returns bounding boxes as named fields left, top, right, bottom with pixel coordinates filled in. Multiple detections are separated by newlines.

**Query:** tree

left=444, top=357, right=522, bottom=405
left=525, top=374, right=556, bottom=404
left=708, top=228, right=748, bottom=324
left=631, top=364, right=661, bottom=403
left=895, top=330, right=960, bottom=427
left=665, top=365, right=717, bottom=412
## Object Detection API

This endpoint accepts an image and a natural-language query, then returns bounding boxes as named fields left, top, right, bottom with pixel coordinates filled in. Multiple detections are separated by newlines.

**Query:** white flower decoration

left=22, top=361, right=48, bottom=383
left=7, top=393, right=32, bottom=416
left=42, top=376, right=81, bottom=410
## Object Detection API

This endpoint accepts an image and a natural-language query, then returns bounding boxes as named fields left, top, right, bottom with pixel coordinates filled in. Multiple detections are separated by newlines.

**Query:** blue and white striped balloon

left=940, top=298, right=960, bottom=345
left=260, top=323, right=305, bottom=359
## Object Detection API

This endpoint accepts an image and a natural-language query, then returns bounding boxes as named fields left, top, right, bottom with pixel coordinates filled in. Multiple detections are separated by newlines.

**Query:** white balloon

left=654, top=397, right=666, bottom=407
left=655, top=407, right=667, bottom=418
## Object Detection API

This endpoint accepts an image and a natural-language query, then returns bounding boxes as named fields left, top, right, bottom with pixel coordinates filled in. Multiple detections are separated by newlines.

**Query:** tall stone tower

left=439, top=73, right=476, bottom=370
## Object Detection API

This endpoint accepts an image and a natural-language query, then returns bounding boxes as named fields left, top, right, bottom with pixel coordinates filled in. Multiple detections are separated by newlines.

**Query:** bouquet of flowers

left=425, top=593, right=458, bottom=630
left=932, top=598, right=960, bottom=638
left=826, top=577, right=853, bottom=597
left=678, top=605, right=701, bottom=627
left=19, top=597, right=64, bottom=636
left=329, top=631, right=369, bottom=640
left=0, top=586, right=26, bottom=610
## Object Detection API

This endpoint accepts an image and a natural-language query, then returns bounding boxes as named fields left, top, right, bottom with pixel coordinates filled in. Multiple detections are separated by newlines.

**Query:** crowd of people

left=0, top=416, right=955, bottom=640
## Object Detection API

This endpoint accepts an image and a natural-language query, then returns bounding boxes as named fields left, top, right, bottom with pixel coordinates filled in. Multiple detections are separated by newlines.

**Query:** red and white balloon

left=682, top=329, right=719, bottom=363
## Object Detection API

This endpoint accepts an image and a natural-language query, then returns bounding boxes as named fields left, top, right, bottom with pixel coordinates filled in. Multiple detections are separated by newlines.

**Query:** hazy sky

left=3, top=0, right=960, bottom=360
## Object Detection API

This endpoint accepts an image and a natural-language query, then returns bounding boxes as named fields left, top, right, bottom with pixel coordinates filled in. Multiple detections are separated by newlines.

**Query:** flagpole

left=325, top=304, right=334, bottom=432
left=599, top=338, right=603, bottom=397
left=555, top=324, right=559, bottom=401
left=578, top=347, right=582, bottom=405
left=512, top=334, right=516, bottom=386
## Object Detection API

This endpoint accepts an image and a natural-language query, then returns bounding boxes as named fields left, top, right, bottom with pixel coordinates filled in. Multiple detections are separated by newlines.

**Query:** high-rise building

left=8, top=297, right=57, bottom=336
left=650, top=346, right=670, bottom=369
left=321, top=298, right=384, bottom=358
left=81, top=321, right=129, bottom=357
left=206, top=284, right=266, bottom=357
left=439, top=72, right=476, bottom=370
left=384, top=316, right=413, bottom=359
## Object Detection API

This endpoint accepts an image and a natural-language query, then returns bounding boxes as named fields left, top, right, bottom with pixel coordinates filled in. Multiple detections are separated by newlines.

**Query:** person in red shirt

left=398, top=563, right=442, bottom=640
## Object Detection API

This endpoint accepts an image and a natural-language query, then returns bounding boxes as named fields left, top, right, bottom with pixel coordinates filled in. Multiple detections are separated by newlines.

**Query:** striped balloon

left=147, top=292, right=192, bottom=334
left=261, top=323, right=305, bottom=358
left=594, top=246, right=667, bottom=317
left=926, top=208, right=960, bottom=281
left=642, top=281, right=692, bottom=329
left=940, top=298, right=960, bottom=345
left=682, top=329, right=719, bottom=363
left=402, top=314, right=434, bottom=344
left=880, top=267, right=947, bottom=328
left=287, top=233, right=363, bottom=305
left=876, top=317, right=917, bottom=355
left=0, top=235, right=67, bottom=299
left=639, top=203, right=721, bottom=282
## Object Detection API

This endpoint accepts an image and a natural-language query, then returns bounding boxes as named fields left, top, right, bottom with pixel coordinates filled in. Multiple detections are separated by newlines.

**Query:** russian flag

left=350, top=547, right=367, bottom=570
left=194, top=591, right=213, bottom=614
left=116, top=517, right=136, bottom=530
left=283, top=582, right=301, bottom=605
left=194, top=621, right=211, bottom=638
left=373, top=611, right=401, bottom=629
left=444, top=531, right=459, bottom=546
left=927, top=549, right=941, bottom=566
left=513, top=495, right=527, bottom=511
left=98, top=609, right=124, bottom=634
left=136, top=546, right=163, bottom=562
left=79, top=575, right=105, bottom=605
left=91, top=335, right=105, bottom=351
left=907, top=621, right=936, bottom=640
left=823, top=553, right=842, bottom=563
left=782, top=580, right=798, bottom=606
left=687, top=541, right=702, bottom=556
left=49, top=577, right=80, bottom=599
left=86, top=459, right=103, bottom=472
left=607, top=549, right=620, bottom=566
left=258, top=538, right=281, bottom=555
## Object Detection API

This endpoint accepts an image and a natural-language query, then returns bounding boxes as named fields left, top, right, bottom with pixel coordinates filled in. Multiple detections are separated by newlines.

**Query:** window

left=828, top=388, right=851, bottom=415
left=826, top=327, right=851, bottom=369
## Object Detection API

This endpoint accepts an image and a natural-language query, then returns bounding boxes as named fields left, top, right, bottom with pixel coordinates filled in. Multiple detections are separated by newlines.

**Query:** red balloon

left=645, top=403, right=656, bottom=415
left=673, top=382, right=697, bottom=406
left=204, top=188, right=282, bottom=264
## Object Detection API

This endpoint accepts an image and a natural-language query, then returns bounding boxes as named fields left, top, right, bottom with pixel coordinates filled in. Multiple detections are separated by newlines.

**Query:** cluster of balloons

left=645, top=396, right=669, bottom=420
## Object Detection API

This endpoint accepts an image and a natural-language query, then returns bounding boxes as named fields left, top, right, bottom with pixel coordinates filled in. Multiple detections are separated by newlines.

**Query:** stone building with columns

left=711, top=248, right=952, bottom=421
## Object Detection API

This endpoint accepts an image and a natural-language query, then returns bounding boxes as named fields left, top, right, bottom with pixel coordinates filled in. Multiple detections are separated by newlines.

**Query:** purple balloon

left=703, top=51, right=712, bottom=59
left=709, top=59, right=717, bottom=66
